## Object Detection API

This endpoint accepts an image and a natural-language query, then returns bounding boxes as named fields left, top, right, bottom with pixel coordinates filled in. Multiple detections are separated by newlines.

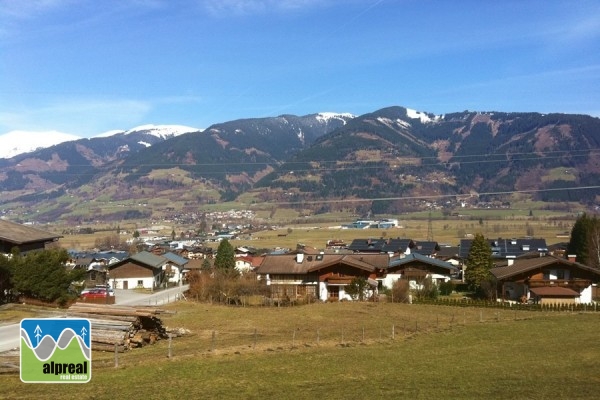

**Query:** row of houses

left=2, top=219, right=599, bottom=304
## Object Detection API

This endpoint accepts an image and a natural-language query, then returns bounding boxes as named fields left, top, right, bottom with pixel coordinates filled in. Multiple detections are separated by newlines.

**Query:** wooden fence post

left=114, top=343, right=119, bottom=368
left=167, top=333, right=172, bottom=358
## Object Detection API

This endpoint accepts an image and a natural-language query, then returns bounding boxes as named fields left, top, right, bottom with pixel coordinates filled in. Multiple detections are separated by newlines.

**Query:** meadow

left=1, top=302, right=599, bottom=399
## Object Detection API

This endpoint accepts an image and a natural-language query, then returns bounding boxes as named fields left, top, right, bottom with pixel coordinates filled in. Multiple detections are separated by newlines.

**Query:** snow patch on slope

left=0, top=130, right=82, bottom=159
left=405, top=108, right=440, bottom=123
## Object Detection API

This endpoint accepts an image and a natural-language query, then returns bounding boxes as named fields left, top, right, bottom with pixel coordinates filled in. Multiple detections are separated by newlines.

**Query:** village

left=1, top=215, right=599, bottom=308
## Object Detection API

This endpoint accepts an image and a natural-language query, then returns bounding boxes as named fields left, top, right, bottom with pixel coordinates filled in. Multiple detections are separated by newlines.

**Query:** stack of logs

left=68, top=303, right=170, bottom=352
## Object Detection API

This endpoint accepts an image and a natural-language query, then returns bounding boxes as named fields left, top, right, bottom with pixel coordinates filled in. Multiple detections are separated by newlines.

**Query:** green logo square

left=20, top=318, right=91, bottom=383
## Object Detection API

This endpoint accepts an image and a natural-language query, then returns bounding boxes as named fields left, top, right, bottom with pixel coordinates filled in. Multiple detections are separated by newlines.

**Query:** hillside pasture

left=1, top=302, right=599, bottom=399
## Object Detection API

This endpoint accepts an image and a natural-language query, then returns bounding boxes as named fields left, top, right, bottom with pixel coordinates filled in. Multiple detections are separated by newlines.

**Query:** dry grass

left=2, top=302, right=599, bottom=399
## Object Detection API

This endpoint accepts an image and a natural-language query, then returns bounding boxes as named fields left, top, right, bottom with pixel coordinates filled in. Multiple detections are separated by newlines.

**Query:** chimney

left=568, top=254, right=577, bottom=262
left=296, top=253, right=304, bottom=263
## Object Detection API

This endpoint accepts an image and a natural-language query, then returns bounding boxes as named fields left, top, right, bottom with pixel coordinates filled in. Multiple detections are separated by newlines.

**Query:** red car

left=80, top=288, right=107, bottom=299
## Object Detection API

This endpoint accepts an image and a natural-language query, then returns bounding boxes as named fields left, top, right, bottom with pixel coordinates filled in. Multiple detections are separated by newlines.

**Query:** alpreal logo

left=20, top=318, right=91, bottom=383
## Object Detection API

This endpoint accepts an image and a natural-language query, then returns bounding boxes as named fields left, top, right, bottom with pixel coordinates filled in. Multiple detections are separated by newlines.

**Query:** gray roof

left=129, top=251, right=167, bottom=268
left=163, top=252, right=189, bottom=266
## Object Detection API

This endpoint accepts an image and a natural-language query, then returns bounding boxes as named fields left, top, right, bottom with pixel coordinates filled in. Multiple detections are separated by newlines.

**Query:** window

left=328, top=286, right=339, bottom=299
left=137, top=280, right=144, bottom=286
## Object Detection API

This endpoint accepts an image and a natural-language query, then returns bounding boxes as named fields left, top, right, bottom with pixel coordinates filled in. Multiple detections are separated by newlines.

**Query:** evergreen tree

left=345, top=277, right=370, bottom=301
left=0, top=254, right=12, bottom=303
left=568, top=213, right=600, bottom=268
left=10, top=248, right=84, bottom=304
left=201, top=258, right=212, bottom=271
left=214, top=239, right=236, bottom=273
left=464, top=233, right=494, bottom=296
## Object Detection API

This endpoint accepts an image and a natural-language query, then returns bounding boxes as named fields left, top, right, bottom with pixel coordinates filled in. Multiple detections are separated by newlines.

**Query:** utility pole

left=427, top=212, right=433, bottom=241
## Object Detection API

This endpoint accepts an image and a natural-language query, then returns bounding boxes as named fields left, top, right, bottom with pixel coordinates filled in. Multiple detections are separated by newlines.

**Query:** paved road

left=0, top=323, right=21, bottom=353
left=0, top=284, right=190, bottom=352
left=115, top=284, right=189, bottom=306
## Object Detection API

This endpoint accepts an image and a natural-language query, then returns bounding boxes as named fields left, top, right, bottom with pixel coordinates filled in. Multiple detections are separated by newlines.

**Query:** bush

left=390, top=279, right=410, bottom=303
left=439, top=280, right=455, bottom=296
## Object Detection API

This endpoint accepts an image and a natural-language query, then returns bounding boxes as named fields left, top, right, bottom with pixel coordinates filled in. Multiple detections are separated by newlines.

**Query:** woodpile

left=67, top=303, right=171, bottom=352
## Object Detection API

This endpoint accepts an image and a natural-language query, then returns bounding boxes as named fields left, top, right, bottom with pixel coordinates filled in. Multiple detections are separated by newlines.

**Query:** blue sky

left=1, top=0, right=599, bottom=138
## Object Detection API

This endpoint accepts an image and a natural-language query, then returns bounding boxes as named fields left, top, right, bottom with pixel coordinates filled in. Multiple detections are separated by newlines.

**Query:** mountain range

left=1, top=107, right=599, bottom=224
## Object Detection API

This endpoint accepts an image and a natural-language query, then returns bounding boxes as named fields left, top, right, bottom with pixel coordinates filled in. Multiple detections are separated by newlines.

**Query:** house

left=83, top=266, right=108, bottom=288
left=410, top=241, right=441, bottom=257
left=491, top=255, right=600, bottom=304
left=383, top=253, right=457, bottom=289
left=162, top=252, right=189, bottom=286
left=256, top=250, right=389, bottom=301
left=0, top=219, right=62, bottom=254
left=434, top=246, right=461, bottom=266
left=459, top=237, right=548, bottom=260
left=235, top=256, right=255, bottom=274
left=107, top=251, right=167, bottom=290
left=346, top=238, right=414, bottom=255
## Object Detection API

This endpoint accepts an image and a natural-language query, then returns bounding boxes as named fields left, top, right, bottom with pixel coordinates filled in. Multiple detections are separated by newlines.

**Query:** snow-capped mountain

left=0, top=124, right=202, bottom=160
left=315, top=112, right=356, bottom=124
left=0, top=130, right=82, bottom=159
left=95, top=124, right=201, bottom=139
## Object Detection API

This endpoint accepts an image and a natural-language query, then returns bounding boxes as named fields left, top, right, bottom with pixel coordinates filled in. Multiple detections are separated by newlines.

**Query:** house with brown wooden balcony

left=491, top=255, right=600, bottom=304
left=256, top=249, right=389, bottom=301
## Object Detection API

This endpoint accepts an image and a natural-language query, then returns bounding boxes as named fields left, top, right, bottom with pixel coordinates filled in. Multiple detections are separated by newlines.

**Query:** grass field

left=2, top=302, right=599, bottom=399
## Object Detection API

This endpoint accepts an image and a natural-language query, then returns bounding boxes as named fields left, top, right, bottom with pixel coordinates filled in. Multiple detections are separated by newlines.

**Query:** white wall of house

left=338, top=286, right=352, bottom=301
left=579, top=285, right=592, bottom=303
left=318, top=281, right=328, bottom=301
left=382, top=273, right=402, bottom=289
left=235, top=260, right=253, bottom=274
left=111, top=277, right=155, bottom=290
left=163, top=263, right=183, bottom=285
left=430, top=273, right=451, bottom=284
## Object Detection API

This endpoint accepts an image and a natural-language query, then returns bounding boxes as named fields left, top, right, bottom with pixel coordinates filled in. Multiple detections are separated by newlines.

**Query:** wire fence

left=154, top=306, right=584, bottom=359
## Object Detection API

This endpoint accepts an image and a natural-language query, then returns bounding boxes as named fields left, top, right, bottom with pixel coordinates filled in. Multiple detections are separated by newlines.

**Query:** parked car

left=80, top=288, right=108, bottom=299
left=81, top=285, right=114, bottom=297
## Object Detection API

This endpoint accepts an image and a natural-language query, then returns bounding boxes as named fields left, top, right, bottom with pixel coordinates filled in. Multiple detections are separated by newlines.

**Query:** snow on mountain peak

left=316, top=112, right=356, bottom=124
left=405, top=108, right=440, bottom=123
left=124, top=124, right=201, bottom=138
left=0, top=130, right=81, bottom=159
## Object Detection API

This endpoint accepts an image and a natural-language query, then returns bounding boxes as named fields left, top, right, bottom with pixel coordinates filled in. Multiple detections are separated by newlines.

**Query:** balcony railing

left=527, top=278, right=590, bottom=290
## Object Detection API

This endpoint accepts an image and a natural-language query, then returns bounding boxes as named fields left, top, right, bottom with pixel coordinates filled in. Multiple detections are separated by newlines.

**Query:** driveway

left=115, top=284, right=190, bottom=306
